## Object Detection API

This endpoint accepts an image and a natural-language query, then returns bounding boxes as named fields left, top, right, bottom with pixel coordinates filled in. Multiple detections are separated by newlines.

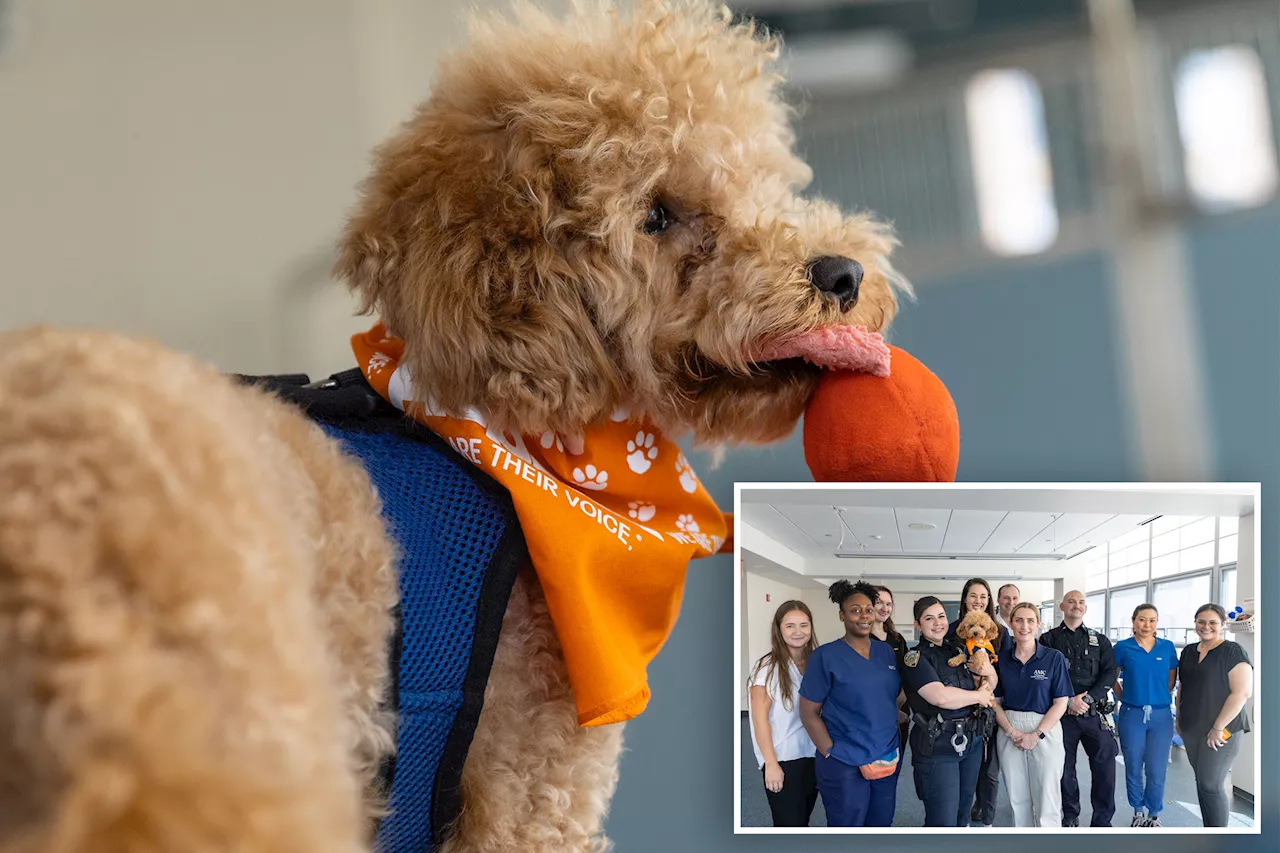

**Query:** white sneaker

left=1131, top=812, right=1147, bottom=827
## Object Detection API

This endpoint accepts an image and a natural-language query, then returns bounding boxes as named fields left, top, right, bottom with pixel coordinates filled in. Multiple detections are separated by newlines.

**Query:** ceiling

left=740, top=485, right=1256, bottom=561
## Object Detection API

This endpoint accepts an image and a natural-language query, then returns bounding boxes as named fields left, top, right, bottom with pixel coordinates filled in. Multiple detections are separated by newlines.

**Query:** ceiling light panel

left=896, top=508, right=952, bottom=552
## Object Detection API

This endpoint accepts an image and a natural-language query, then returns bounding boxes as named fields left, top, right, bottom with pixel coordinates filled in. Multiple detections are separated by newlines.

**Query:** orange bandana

left=352, top=324, right=728, bottom=726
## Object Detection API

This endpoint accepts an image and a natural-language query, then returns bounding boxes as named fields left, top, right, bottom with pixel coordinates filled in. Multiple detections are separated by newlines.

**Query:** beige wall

left=740, top=573, right=807, bottom=710
left=0, top=0, right=563, bottom=376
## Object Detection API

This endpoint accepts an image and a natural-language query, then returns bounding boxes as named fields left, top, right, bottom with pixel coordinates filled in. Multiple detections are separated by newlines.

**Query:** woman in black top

left=900, top=596, right=996, bottom=826
left=871, top=585, right=910, bottom=763
left=1176, top=603, right=1253, bottom=827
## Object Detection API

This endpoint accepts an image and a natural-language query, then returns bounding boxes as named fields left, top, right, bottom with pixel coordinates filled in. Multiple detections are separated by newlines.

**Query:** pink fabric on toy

left=754, top=325, right=892, bottom=376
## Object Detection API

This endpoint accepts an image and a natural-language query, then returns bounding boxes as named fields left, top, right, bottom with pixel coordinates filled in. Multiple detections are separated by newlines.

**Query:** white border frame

left=733, top=481, right=1261, bottom=835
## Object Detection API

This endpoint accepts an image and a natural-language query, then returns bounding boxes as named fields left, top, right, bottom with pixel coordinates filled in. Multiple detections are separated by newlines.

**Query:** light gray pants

left=996, top=709, right=1065, bottom=827
left=1183, top=732, right=1243, bottom=827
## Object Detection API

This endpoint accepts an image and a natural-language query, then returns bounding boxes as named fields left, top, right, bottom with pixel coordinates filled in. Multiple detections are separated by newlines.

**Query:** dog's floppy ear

left=335, top=112, right=623, bottom=433
left=986, top=619, right=1001, bottom=642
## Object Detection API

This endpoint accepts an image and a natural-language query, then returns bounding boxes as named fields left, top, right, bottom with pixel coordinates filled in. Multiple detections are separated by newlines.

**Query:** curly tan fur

left=947, top=610, right=1000, bottom=691
left=1, top=2, right=905, bottom=852
left=0, top=328, right=397, bottom=853
left=336, top=0, right=906, bottom=446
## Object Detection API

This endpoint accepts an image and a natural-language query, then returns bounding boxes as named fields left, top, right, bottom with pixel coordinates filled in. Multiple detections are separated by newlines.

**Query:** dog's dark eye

left=642, top=200, right=674, bottom=236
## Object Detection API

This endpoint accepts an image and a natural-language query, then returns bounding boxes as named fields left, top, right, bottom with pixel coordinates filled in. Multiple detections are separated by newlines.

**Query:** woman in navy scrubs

left=948, top=578, right=1013, bottom=827
left=901, top=596, right=997, bottom=826
left=799, top=580, right=903, bottom=827
left=1113, top=603, right=1179, bottom=827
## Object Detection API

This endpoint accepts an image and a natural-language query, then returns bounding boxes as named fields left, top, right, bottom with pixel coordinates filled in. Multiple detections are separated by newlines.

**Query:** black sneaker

left=1063, top=817, right=1080, bottom=827
left=1131, top=813, right=1147, bottom=827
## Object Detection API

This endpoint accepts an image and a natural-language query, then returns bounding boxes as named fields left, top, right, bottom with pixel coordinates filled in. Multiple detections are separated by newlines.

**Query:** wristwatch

left=1037, top=730, right=1046, bottom=740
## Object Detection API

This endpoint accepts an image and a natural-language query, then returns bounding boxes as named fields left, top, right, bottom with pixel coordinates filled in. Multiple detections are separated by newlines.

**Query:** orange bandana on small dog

left=353, top=323, right=728, bottom=726
left=965, top=638, right=997, bottom=664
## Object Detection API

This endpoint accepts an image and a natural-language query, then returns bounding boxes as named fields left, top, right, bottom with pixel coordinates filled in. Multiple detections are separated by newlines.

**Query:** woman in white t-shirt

left=749, top=600, right=820, bottom=826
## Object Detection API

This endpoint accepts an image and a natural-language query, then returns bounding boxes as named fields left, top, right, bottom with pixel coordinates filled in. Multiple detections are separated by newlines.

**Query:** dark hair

left=874, top=585, right=899, bottom=637
left=1132, top=603, right=1158, bottom=620
left=1195, top=603, right=1227, bottom=623
left=913, top=595, right=944, bottom=623
left=829, top=578, right=879, bottom=609
left=961, top=578, right=1000, bottom=621
left=960, top=578, right=1005, bottom=644
left=749, top=601, right=818, bottom=712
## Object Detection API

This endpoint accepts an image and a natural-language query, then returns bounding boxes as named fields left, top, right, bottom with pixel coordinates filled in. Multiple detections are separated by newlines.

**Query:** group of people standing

left=748, top=578, right=1254, bottom=829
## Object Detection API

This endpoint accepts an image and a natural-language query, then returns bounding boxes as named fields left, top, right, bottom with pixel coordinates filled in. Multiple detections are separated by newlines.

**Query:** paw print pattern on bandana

left=539, top=431, right=585, bottom=456
left=625, top=431, right=659, bottom=473
left=367, top=351, right=392, bottom=375
left=571, top=464, right=609, bottom=491
left=675, top=453, right=699, bottom=494
left=628, top=501, right=657, bottom=523
left=676, top=514, right=700, bottom=534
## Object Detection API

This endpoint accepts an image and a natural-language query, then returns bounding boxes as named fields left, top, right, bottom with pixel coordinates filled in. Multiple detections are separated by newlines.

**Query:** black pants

left=1061, top=713, right=1118, bottom=826
left=1184, top=732, right=1242, bottom=827
left=763, top=757, right=818, bottom=827
left=971, top=733, right=1000, bottom=824
left=912, top=726, right=984, bottom=826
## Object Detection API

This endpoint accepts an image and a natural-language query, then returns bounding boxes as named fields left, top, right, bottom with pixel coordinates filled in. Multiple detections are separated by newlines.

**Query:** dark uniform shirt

left=901, top=638, right=980, bottom=721
left=1039, top=621, right=1117, bottom=702
left=995, top=642, right=1073, bottom=714
left=875, top=630, right=909, bottom=672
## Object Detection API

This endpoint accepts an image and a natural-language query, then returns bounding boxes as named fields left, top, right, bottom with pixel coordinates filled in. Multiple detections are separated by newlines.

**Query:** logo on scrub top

left=1032, top=669, right=1048, bottom=681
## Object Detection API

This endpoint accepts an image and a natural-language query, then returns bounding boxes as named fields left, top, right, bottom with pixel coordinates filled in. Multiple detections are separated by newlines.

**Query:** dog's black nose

left=807, top=256, right=862, bottom=310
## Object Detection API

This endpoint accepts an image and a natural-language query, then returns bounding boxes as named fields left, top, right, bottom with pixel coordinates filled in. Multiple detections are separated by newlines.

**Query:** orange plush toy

left=803, top=345, right=960, bottom=482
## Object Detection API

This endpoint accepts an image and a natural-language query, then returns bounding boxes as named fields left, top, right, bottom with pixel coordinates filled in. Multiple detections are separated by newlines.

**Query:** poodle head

left=337, top=0, right=907, bottom=442
left=958, top=610, right=1000, bottom=643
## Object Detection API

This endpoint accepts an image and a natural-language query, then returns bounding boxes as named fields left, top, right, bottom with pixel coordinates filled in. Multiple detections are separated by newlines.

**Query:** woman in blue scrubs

left=800, top=579, right=903, bottom=827
left=1113, top=603, right=1179, bottom=827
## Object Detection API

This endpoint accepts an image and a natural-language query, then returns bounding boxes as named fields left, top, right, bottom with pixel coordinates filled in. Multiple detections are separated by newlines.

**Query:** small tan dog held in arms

left=948, top=610, right=1001, bottom=691
left=0, top=2, right=909, bottom=852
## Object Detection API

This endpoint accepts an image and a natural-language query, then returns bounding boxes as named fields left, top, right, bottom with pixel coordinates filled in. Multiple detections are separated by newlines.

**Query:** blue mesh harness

left=237, top=369, right=525, bottom=852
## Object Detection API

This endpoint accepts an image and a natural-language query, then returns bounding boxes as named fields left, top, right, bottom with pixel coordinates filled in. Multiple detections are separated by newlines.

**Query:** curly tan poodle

left=948, top=609, right=1002, bottom=691
left=0, top=2, right=907, bottom=851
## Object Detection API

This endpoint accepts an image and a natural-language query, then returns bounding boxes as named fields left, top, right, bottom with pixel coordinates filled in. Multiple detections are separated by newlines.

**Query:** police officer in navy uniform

left=902, top=596, right=998, bottom=827
left=1039, top=589, right=1118, bottom=826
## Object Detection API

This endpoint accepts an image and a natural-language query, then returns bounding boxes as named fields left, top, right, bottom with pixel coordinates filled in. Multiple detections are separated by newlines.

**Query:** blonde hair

left=1010, top=602, right=1040, bottom=622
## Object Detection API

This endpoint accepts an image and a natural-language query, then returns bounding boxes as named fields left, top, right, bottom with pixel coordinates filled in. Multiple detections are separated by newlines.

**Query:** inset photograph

left=735, top=484, right=1259, bottom=834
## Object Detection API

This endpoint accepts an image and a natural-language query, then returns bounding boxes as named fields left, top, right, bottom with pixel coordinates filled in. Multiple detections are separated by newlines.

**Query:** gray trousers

left=1183, top=733, right=1242, bottom=827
